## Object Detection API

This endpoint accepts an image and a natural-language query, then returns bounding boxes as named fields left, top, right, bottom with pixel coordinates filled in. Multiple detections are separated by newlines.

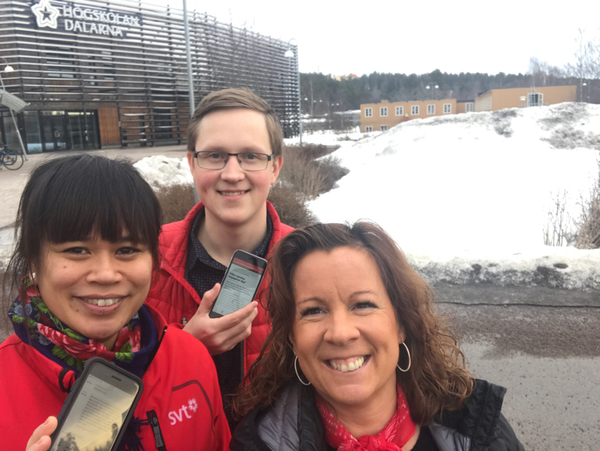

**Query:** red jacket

left=146, top=201, right=293, bottom=375
left=0, top=305, right=231, bottom=450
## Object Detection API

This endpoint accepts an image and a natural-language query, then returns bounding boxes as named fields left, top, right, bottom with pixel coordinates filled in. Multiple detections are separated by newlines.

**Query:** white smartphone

left=50, top=357, right=143, bottom=451
left=209, top=249, right=268, bottom=318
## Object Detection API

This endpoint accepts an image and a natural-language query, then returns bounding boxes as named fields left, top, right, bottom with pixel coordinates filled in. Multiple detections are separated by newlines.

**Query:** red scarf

left=317, top=385, right=416, bottom=451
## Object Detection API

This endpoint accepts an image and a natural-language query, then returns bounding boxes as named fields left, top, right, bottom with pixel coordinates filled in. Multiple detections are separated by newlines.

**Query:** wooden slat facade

left=0, top=0, right=300, bottom=149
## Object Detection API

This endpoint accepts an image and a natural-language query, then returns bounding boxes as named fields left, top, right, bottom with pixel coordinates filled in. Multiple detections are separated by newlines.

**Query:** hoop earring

left=397, top=342, right=411, bottom=373
left=294, top=356, right=311, bottom=386
left=29, top=271, right=37, bottom=286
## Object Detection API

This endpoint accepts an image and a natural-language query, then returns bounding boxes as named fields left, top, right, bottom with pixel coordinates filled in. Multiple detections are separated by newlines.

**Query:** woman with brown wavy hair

left=231, top=221, right=523, bottom=451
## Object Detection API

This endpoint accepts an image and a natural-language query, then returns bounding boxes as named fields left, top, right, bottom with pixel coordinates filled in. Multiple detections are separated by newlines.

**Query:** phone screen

left=50, top=364, right=140, bottom=451
left=211, top=255, right=266, bottom=317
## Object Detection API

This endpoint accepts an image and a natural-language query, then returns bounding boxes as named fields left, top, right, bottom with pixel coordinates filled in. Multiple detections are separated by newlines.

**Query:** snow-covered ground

left=132, top=102, right=600, bottom=292
left=3, top=103, right=596, bottom=293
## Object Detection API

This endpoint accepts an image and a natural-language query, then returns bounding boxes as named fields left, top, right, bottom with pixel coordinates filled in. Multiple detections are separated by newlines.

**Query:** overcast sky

left=178, top=0, right=600, bottom=77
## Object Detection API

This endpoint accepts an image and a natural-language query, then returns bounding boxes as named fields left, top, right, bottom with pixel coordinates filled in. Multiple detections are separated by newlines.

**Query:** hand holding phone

left=50, top=358, right=143, bottom=451
left=209, top=250, right=268, bottom=318
left=183, top=283, right=259, bottom=355
left=26, top=416, right=57, bottom=451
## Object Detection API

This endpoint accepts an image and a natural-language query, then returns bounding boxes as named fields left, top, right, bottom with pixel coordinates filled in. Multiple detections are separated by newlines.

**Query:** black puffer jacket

left=230, top=379, right=524, bottom=451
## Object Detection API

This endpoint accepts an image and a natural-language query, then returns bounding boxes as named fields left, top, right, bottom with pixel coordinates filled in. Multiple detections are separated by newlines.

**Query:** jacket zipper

left=146, top=410, right=167, bottom=450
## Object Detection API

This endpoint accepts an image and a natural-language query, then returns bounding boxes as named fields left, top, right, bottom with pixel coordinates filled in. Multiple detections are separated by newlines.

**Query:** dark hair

left=187, top=88, right=284, bottom=157
left=3, top=155, right=162, bottom=306
left=233, top=221, right=473, bottom=425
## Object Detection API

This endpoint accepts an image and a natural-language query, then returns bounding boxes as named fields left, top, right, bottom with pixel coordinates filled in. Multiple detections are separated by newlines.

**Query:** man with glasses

left=146, top=88, right=292, bottom=427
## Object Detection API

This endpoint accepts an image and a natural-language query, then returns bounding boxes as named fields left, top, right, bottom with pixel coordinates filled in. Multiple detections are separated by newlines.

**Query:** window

left=443, top=103, right=452, bottom=114
left=527, top=93, right=543, bottom=107
left=411, top=105, right=419, bottom=115
left=395, top=106, right=404, bottom=116
left=381, top=125, right=388, bottom=131
left=365, top=126, right=373, bottom=132
left=365, top=108, right=373, bottom=117
left=46, top=46, right=76, bottom=79
left=380, top=107, right=388, bottom=117
left=465, top=103, right=474, bottom=112
left=427, top=104, right=435, bottom=115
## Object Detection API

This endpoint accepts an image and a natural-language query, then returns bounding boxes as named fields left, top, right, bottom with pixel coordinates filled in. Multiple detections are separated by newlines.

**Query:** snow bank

left=4, top=103, right=599, bottom=293
left=409, top=246, right=600, bottom=291
left=133, top=156, right=192, bottom=190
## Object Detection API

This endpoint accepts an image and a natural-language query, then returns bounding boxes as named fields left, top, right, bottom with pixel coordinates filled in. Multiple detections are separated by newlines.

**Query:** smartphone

left=50, top=357, right=143, bottom=451
left=209, top=249, right=268, bottom=318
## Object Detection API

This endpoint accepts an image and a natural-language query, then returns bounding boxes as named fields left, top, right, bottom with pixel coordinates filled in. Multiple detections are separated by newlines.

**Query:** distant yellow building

left=360, top=99, right=457, bottom=132
left=360, top=85, right=577, bottom=132
left=456, top=100, right=475, bottom=114
left=474, top=86, right=577, bottom=111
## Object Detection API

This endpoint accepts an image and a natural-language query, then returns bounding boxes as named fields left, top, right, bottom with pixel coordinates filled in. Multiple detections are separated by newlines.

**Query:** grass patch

left=155, top=183, right=196, bottom=225
left=576, top=161, right=600, bottom=249
left=267, top=185, right=316, bottom=228
left=280, top=143, right=348, bottom=201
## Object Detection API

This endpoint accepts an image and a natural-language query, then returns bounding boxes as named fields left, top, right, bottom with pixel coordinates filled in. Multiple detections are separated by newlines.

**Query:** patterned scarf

left=317, top=384, right=416, bottom=451
left=8, top=276, right=157, bottom=379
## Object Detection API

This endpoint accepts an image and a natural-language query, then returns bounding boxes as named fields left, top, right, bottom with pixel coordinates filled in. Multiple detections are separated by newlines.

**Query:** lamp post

left=426, top=83, right=439, bottom=100
left=284, top=39, right=302, bottom=146
left=0, top=57, right=27, bottom=159
left=181, top=0, right=199, bottom=203
left=182, top=0, right=194, bottom=116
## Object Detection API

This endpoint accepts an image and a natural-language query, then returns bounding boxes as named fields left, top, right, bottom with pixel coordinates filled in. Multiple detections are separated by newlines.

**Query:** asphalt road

left=434, top=283, right=600, bottom=450
left=1, top=283, right=598, bottom=449
left=0, top=145, right=189, bottom=229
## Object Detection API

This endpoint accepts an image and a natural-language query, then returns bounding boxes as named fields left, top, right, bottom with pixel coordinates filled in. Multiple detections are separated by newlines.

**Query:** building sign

left=31, top=0, right=141, bottom=37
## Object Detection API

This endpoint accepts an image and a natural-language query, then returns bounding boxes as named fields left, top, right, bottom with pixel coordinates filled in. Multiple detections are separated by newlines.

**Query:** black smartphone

left=209, top=249, right=268, bottom=318
left=50, top=357, right=143, bottom=451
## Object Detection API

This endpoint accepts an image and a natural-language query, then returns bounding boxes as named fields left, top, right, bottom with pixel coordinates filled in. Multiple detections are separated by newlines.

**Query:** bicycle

left=0, top=146, right=24, bottom=170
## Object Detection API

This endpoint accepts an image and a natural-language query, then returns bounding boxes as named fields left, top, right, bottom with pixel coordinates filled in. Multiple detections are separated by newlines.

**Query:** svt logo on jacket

left=168, top=398, right=199, bottom=425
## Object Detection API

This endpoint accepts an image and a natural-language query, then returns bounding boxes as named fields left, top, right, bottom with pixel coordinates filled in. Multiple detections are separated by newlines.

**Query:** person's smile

left=326, top=355, right=369, bottom=373
left=217, top=189, right=251, bottom=198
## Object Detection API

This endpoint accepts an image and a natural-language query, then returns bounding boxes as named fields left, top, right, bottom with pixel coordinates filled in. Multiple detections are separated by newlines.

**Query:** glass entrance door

left=67, top=111, right=100, bottom=149
left=35, top=110, right=100, bottom=152
left=40, top=111, right=67, bottom=152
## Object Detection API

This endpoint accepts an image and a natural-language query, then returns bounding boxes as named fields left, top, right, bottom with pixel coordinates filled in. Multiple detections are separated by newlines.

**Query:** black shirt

left=412, top=425, right=440, bottom=451
left=185, top=207, right=273, bottom=428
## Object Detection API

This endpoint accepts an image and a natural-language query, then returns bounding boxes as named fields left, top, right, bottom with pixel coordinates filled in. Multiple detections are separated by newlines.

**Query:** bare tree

left=563, top=28, right=600, bottom=101
left=528, top=57, right=567, bottom=87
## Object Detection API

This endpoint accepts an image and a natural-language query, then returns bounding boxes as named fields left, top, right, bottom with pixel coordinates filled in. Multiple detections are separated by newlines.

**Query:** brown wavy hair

left=233, top=221, right=473, bottom=425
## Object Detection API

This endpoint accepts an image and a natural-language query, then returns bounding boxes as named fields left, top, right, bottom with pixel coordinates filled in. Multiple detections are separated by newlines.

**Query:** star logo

left=31, top=0, right=60, bottom=29
left=188, top=398, right=198, bottom=413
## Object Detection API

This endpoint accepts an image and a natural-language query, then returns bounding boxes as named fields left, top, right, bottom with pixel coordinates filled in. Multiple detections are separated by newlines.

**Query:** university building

left=360, top=85, right=577, bottom=133
left=0, top=0, right=300, bottom=152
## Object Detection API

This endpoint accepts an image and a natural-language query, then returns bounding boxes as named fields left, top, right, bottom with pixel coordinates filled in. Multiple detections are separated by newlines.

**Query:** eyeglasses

left=192, top=151, right=273, bottom=171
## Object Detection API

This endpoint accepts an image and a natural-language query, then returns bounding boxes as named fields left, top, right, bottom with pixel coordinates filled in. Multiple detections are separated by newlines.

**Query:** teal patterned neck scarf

left=8, top=276, right=157, bottom=378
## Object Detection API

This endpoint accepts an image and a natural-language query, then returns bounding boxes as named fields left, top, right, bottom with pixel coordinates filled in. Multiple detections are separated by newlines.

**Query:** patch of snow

left=133, top=156, right=192, bottom=190
left=6, top=103, right=597, bottom=292
left=302, top=103, right=600, bottom=290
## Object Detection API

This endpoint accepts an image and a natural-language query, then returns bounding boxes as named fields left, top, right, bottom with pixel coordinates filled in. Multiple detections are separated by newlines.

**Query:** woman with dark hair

left=231, top=222, right=524, bottom=451
left=0, top=155, right=230, bottom=450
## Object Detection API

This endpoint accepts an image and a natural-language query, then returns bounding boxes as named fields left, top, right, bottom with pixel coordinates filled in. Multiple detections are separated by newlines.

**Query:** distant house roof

left=334, top=74, right=360, bottom=81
